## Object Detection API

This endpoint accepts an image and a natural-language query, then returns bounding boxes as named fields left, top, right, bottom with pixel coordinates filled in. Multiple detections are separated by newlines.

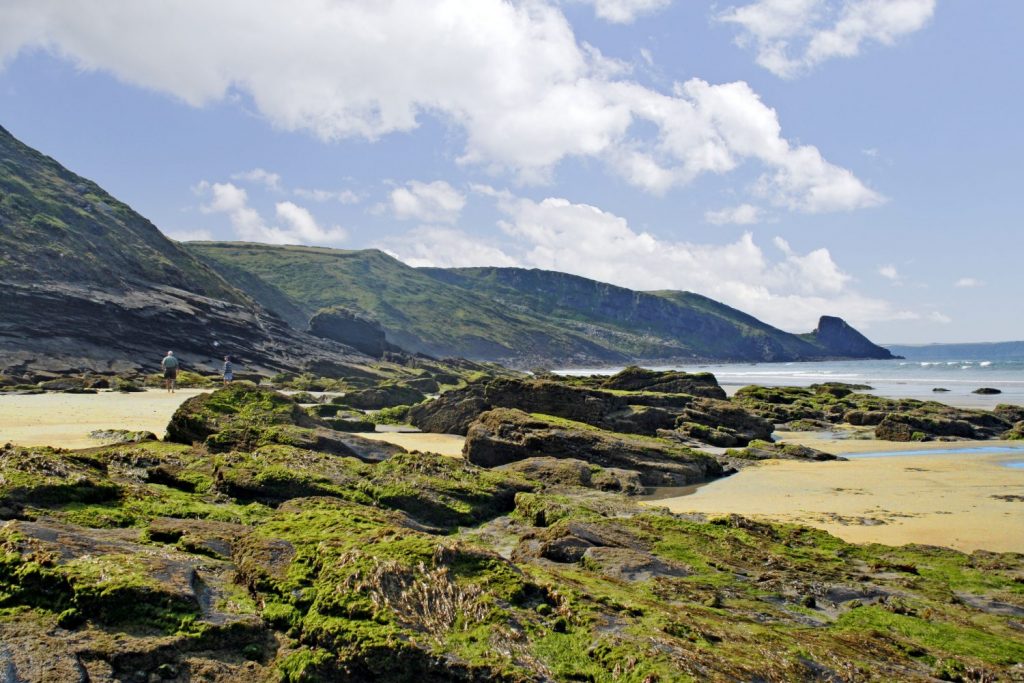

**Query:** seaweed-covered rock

left=721, top=439, right=843, bottom=469
left=973, top=387, right=1002, bottom=395
left=599, top=366, right=727, bottom=399
left=497, top=457, right=644, bottom=495
left=336, top=383, right=426, bottom=409
left=164, top=384, right=404, bottom=461
left=463, top=408, right=722, bottom=486
left=671, top=397, right=774, bottom=447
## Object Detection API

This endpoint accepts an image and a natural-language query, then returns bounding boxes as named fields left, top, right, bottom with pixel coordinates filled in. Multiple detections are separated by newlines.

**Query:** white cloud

left=0, top=0, right=879, bottom=212
left=878, top=264, right=899, bottom=280
left=381, top=227, right=520, bottom=269
left=575, top=0, right=672, bottom=24
left=928, top=311, right=952, bottom=324
left=387, top=189, right=911, bottom=331
left=390, top=181, right=466, bottom=224
left=294, top=187, right=361, bottom=204
left=197, top=181, right=346, bottom=245
left=163, top=228, right=214, bottom=242
left=230, top=168, right=282, bottom=191
left=954, top=277, right=983, bottom=288
left=718, top=0, right=936, bottom=78
left=705, top=203, right=762, bottom=225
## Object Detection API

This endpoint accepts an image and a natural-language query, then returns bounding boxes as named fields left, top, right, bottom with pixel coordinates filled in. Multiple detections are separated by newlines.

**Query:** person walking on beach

left=161, top=351, right=179, bottom=393
left=222, top=355, right=233, bottom=386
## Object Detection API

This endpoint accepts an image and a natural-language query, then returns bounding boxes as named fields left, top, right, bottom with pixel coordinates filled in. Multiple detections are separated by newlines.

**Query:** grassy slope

left=188, top=243, right=839, bottom=364
left=186, top=242, right=608, bottom=361
left=0, top=125, right=244, bottom=303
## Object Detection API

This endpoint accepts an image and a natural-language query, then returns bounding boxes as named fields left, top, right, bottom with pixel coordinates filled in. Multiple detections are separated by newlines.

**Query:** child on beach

left=222, top=356, right=233, bottom=385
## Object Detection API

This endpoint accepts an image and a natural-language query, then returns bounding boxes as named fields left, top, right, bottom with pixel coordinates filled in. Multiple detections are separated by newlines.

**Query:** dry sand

left=355, top=432, right=466, bottom=457
left=644, top=434, right=1024, bottom=553
left=0, top=389, right=207, bottom=449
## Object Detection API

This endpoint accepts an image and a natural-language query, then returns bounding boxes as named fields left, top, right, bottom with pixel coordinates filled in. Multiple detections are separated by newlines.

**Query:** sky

left=0, top=0, right=1021, bottom=344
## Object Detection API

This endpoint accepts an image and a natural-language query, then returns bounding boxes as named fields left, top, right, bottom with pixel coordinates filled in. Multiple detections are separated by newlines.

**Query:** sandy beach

left=644, top=433, right=1024, bottom=553
left=0, top=389, right=208, bottom=449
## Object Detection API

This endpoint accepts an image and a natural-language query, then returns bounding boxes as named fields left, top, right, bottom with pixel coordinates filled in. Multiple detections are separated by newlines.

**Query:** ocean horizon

left=556, top=357, right=1024, bottom=408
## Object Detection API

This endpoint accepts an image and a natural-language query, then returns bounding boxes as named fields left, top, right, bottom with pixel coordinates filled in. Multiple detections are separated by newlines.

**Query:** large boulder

left=600, top=366, right=727, bottom=399
left=463, top=408, right=723, bottom=487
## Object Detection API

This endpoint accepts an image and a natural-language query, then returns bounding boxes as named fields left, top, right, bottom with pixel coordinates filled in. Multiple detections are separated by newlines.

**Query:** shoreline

left=642, top=435, right=1024, bottom=553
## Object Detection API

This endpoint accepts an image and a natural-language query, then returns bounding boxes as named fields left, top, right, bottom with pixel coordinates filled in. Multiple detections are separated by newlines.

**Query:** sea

left=556, top=357, right=1024, bottom=409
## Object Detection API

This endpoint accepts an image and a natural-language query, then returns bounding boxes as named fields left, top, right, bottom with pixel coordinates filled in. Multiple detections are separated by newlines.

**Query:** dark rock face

left=0, top=125, right=377, bottom=378
left=600, top=366, right=727, bottom=399
left=808, top=316, right=895, bottom=359
left=309, top=307, right=400, bottom=358
left=973, top=387, right=1002, bottom=395
left=463, top=408, right=723, bottom=486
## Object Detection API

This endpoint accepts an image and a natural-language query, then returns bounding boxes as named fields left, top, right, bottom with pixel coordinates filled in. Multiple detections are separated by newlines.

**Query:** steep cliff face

left=0, top=126, right=371, bottom=376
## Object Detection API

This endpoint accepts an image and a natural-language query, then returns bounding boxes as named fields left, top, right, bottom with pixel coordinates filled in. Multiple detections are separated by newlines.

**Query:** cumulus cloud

left=293, top=188, right=361, bottom=204
left=718, top=0, right=936, bottom=78
left=878, top=264, right=900, bottom=280
left=196, top=181, right=346, bottom=245
left=390, top=181, right=466, bottom=224
left=382, top=227, right=520, bottom=269
left=163, top=228, right=214, bottom=242
left=386, top=189, right=911, bottom=331
left=954, top=277, right=983, bottom=288
left=705, top=203, right=762, bottom=225
left=927, top=311, right=952, bottom=324
left=574, top=0, right=672, bottom=24
left=0, top=0, right=878, bottom=212
left=230, top=168, right=282, bottom=191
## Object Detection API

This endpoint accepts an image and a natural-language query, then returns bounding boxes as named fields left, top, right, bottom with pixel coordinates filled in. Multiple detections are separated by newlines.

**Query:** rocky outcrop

left=720, top=439, right=843, bottom=470
left=806, top=315, right=896, bottom=359
left=497, top=457, right=644, bottom=495
left=599, top=366, right=727, bottom=399
left=463, top=408, right=723, bottom=486
left=309, top=306, right=402, bottom=358
left=335, top=382, right=426, bottom=409
left=735, top=384, right=1015, bottom=441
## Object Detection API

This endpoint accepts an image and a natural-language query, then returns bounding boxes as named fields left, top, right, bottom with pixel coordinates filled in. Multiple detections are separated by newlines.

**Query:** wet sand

left=644, top=435, right=1024, bottom=553
left=0, top=389, right=207, bottom=449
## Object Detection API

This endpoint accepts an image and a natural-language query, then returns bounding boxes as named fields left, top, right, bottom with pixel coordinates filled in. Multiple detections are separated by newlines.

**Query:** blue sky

left=1, top=0, right=1021, bottom=343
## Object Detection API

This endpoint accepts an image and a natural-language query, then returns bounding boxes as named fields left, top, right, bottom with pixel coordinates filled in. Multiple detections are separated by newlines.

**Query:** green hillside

left=186, top=243, right=893, bottom=366
left=0, top=125, right=243, bottom=302
left=186, top=243, right=614, bottom=362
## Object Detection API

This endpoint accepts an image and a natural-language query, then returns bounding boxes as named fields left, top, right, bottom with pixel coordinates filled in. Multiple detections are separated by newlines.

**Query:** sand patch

left=357, top=432, right=465, bottom=458
left=0, top=389, right=205, bottom=449
left=643, top=447, right=1024, bottom=553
